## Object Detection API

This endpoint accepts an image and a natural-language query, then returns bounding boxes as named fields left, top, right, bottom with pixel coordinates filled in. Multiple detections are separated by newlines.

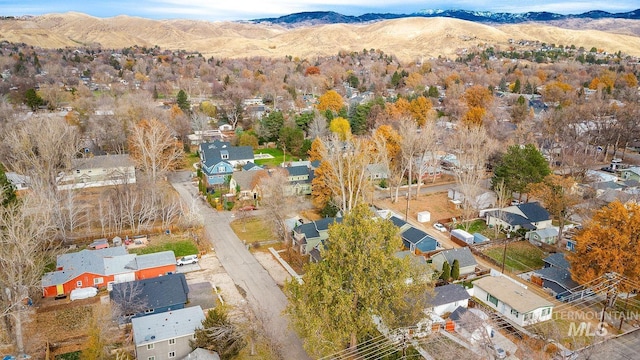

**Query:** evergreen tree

left=440, top=261, right=451, bottom=282
left=451, top=259, right=460, bottom=281
left=176, top=89, right=190, bottom=114
left=285, top=204, right=431, bottom=357
left=0, top=164, right=17, bottom=207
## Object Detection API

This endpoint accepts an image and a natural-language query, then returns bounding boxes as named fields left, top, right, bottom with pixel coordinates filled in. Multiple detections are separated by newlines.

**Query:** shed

left=473, top=233, right=489, bottom=244
left=450, top=229, right=474, bottom=246
left=417, top=211, right=431, bottom=223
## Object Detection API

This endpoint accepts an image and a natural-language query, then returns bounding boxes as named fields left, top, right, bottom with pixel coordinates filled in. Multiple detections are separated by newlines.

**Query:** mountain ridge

left=1, top=12, right=640, bottom=61
left=252, top=9, right=640, bottom=26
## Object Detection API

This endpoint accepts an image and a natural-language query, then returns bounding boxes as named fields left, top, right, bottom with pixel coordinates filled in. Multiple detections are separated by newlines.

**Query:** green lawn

left=129, top=240, right=199, bottom=257
left=483, top=240, right=546, bottom=273
left=183, top=151, right=200, bottom=170
left=230, top=216, right=273, bottom=244
left=455, top=219, right=487, bottom=233
left=254, top=148, right=287, bottom=167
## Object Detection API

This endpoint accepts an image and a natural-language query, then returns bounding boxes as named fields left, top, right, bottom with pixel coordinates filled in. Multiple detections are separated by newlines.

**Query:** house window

left=76, top=169, right=80, bottom=174
left=222, top=154, right=229, bottom=159
left=218, top=166, right=226, bottom=172
left=168, top=352, right=175, bottom=358
left=168, top=338, right=175, bottom=345
left=93, top=278, right=104, bottom=285
left=487, top=293, right=498, bottom=306
left=524, top=313, right=532, bottom=322
left=511, top=309, right=519, bottom=318
left=542, top=308, right=550, bottom=316
left=147, top=357, right=155, bottom=360
left=144, top=309, right=154, bottom=314
left=76, top=281, right=82, bottom=287
left=147, top=344, right=154, bottom=350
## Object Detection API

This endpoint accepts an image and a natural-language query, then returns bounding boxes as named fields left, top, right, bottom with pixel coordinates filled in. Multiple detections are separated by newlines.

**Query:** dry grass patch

left=230, top=216, right=273, bottom=244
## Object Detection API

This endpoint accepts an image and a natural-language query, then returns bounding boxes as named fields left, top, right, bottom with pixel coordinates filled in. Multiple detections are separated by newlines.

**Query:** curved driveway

left=169, top=172, right=309, bottom=359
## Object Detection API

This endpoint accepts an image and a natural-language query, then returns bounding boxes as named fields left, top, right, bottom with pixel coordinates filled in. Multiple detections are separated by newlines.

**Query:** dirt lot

left=375, top=191, right=461, bottom=224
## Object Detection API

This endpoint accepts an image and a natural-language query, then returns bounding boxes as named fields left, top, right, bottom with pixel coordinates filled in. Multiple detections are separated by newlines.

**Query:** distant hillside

left=1, top=12, right=640, bottom=61
left=253, top=9, right=640, bottom=26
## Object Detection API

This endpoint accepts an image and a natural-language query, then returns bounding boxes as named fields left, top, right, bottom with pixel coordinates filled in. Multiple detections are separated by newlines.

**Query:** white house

left=132, top=306, right=205, bottom=360
left=474, top=276, right=553, bottom=327
left=485, top=202, right=552, bottom=234
left=428, top=284, right=470, bottom=316
left=57, top=154, right=136, bottom=190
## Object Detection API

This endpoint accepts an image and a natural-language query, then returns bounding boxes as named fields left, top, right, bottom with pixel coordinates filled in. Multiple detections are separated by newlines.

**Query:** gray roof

left=199, top=141, right=254, bottom=168
left=534, top=267, right=579, bottom=292
left=394, top=250, right=427, bottom=265
left=430, top=284, right=471, bottom=307
left=242, top=162, right=261, bottom=171
left=72, top=154, right=134, bottom=170
left=110, top=273, right=189, bottom=310
left=42, top=247, right=130, bottom=287
left=433, top=247, right=477, bottom=268
left=532, top=227, right=559, bottom=239
left=543, top=253, right=570, bottom=270
left=286, top=165, right=310, bottom=177
left=180, top=349, right=221, bottom=360
left=232, top=170, right=266, bottom=190
left=132, top=306, right=205, bottom=346
left=126, top=251, right=176, bottom=270
left=517, top=202, right=550, bottom=222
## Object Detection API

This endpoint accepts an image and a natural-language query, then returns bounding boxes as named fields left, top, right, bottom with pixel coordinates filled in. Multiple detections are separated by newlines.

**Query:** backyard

left=253, top=148, right=286, bottom=167
left=127, top=234, right=202, bottom=257
left=229, top=216, right=273, bottom=244
left=482, top=240, right=547, bottom=273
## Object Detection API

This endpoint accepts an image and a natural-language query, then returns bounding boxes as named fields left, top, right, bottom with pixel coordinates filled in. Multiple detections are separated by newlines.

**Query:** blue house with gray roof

left=532, top=253, right=580, bottom=298
left=400, top=227, right=440, bottom=254
left=199, top=140, right=254, bottom=187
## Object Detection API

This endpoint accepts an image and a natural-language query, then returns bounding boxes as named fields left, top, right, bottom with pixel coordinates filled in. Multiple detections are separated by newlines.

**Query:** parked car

left=433, top=223, right=447, bottom=232
left=510, top=199, right=521, bottom=206
left=487, top=344, right=507, bottom=359
left=176, top=255, right=199, bottom=266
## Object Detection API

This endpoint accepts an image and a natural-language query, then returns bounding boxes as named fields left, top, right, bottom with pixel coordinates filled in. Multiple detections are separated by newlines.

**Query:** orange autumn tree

left=568, top=201, right=640, bottom=291
left=385, top=97, right=411, bottom=121
left=128, top=118, right=184, bottom=183
left=461, top=85, right=492, bottom=126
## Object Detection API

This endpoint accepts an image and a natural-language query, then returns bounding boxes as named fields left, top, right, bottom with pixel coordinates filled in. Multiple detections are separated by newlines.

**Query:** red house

left=42, top=247, right=177, bottom=298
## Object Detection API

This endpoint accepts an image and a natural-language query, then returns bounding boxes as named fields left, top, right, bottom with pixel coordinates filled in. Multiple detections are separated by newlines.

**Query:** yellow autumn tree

left=461, top=106, right=487, bottom=127
left=569, top=201, right=640, bottom=291
left=317, top=90, right=344, bottom=113
left=463, top=85, right=493, bottom=109
left=409, top=96, right=434, bottom=126
left=373, top=125, right=401, bottom=160
left=622, top=73, right=638, bottom=88
left=543, top=81, right=574, bottom=106
left=308, top=137, right=327, bottom=162
left=329, top=117, right=351, bottom=141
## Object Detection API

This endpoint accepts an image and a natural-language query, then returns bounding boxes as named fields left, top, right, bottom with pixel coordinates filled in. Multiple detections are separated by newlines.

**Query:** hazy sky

left=2, top=0, right=638, bottom=21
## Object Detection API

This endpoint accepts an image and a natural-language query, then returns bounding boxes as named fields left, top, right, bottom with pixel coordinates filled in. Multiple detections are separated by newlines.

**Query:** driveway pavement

left=169, top=172, right=309, bottom=359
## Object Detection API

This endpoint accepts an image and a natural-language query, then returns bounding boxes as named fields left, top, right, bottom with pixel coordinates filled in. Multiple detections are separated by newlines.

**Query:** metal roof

left=132, top=306, right=205, bottom=346
left=474, top=276, right=552, bottom=314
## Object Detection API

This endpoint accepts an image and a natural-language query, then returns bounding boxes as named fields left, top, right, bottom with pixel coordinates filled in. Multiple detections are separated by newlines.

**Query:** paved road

left=169, top=172, right=310, bottom=359
left=585, top=329, right=640, bottom=360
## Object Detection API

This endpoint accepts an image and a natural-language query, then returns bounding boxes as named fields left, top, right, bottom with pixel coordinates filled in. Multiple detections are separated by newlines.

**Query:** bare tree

left=398, top=119, right=422, bottom=201
left=110, top=281, right=148, bottom=324
left=446, top=126, right=496, bottom=229
left=3, top=116, right=81, bottom=194
left=258, top=169, right=298, bottom=244
left=0, top=194, right=58, bottom=353
left=307, top=113, right=329, bottom=140
left=315, top=135, right=377, bottom=214
left=128, top=118, right=184, bottom=183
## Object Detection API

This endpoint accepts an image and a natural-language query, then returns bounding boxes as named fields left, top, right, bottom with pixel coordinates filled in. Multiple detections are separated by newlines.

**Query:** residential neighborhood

left=1, top=14, right=640, bottom=360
